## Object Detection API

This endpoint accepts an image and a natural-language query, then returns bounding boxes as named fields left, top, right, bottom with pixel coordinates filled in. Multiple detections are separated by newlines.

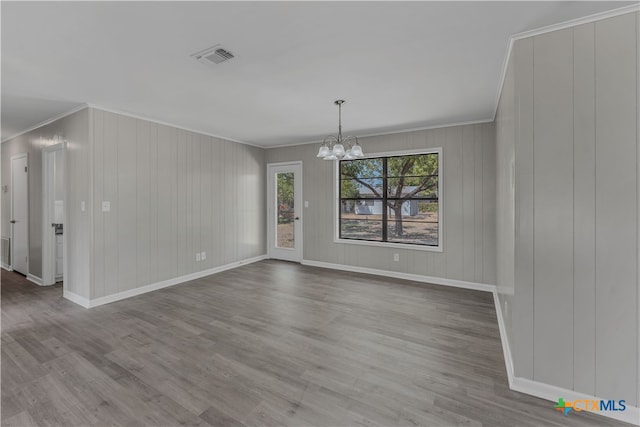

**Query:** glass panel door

left=268, top=163, right=302, bottom=262
left=276, top=172, right=295, bottom=248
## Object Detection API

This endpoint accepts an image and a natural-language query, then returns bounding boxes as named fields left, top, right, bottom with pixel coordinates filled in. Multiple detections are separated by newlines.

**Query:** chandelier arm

left=323, top=135, right=339, bottom=146
left=342, top=135, right=357, bottom=148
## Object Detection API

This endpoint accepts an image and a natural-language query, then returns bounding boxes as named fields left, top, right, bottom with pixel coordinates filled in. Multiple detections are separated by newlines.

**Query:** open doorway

left=42, top=143, right=64, bottom=286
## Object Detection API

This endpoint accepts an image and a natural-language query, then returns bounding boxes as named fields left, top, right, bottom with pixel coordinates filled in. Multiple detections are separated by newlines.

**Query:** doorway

left=43, top=143, right=65, bottom=286
left=267, top=162, right=302, bottom=262
left=10, top=153, right=29, bottom=275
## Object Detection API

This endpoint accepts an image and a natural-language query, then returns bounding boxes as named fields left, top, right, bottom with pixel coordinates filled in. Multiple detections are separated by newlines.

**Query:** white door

left=267, top=162, right=302, bottom=262
left=11, top=154, right=28, bottom=275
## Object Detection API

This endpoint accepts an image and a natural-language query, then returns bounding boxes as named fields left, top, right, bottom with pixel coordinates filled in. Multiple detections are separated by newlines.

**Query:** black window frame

left=338, top=150, right=441, bottom=248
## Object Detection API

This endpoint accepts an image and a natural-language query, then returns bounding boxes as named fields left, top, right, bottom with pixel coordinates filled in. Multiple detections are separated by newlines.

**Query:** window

left=338, top=150, right=441, bottom=249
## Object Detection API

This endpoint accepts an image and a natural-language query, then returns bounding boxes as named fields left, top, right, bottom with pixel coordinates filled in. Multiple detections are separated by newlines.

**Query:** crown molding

left=0, top=101, right=263, bottom=148
left=265, top=118, right=494, bottom=150
left=511, top=4, right=639, bottom=41
left=492, top=4, right=640, bottom=121
left=1, top=103, right=88, bottom=144
left=85, top=104, right=263, bottom=149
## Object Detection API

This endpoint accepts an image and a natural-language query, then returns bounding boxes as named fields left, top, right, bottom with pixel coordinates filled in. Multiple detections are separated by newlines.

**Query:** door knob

left=294, top=216, right=300, bottom=220
left=10, top=220, right=16, bottom=224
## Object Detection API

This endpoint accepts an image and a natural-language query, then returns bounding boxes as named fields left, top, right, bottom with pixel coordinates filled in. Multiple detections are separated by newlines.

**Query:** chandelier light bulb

left=332, top=143, right=345, bottom=157
left=317, top=145, right=330, bottom=158
left=350, top=142, right=363, bottom=158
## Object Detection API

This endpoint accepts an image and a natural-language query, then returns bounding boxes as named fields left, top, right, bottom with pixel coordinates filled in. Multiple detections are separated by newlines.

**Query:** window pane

left=386, top=219, right=439, bottom=246
left=276, top=172, right=294, bottom=248
left=341, top=158, right=383, bottom=179
left=341, top=178, right=383, bottom=198
left=341, top=199, right=383, bottom=216
left=387, top=154, right=438, bottom=178
left=386, top=176, right=438, bottom=198
left=386, top=200, right=438, bottom=245
left=341, top=199, right=382, bottom=240
left=340, top=219, right=383, bottom=241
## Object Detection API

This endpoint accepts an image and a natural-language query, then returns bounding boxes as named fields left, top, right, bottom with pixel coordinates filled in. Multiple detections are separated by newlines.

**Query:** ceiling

left=1, top=1, right=634, bottom=147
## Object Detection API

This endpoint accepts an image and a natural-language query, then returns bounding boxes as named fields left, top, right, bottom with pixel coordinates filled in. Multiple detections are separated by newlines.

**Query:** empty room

left=1, top=1, right=639, bottom=426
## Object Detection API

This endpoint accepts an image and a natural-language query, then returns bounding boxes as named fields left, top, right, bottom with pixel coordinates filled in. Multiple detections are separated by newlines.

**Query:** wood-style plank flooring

left=1, top=261, right=631, bottom=426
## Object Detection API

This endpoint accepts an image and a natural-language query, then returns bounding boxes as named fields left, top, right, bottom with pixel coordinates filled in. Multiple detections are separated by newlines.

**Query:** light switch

left=304, top=201, right=309, bottom=208
left=102, top=201, right=110, bottom=212
left=81, top=201, right=86, bottom=212
left=201, top=251, right=206, bottom=260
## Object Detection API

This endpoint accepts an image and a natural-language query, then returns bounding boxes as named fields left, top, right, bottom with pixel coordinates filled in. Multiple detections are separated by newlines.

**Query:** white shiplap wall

left=91, top=108, right=266, bottom=299
left=495, top=49, right=516, bottom=357
left=497, top=11, right=638, bottom=404
left=266, top=122, right=496, bottom=285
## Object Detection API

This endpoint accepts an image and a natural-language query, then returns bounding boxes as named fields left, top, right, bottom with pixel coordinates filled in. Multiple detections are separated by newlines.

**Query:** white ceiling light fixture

left=317, top=100, right=364, bottom=161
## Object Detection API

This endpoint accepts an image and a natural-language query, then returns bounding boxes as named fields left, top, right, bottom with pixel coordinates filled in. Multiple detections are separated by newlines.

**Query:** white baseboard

left=63, top=254, right=267, bottom=309
left=1, top=264, right=13, bottom=272
left=492, top=291, right=639, bottom=426
left=301, top=259, right=497, bottom=293
left=26, top=273, right=43, bottom=286
left=62, top=290, right=91, bottom=308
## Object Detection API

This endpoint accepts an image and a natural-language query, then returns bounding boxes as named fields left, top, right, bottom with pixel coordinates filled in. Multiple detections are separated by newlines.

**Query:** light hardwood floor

left=1, top=261, right=631, bottom=426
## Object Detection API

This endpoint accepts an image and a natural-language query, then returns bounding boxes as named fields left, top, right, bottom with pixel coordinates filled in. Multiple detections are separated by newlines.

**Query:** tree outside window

left=339, top=152, right=439, bottom=247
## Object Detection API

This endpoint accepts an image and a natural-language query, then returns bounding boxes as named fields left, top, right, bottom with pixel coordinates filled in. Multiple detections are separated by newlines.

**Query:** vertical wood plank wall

left=495, top=50, right=515, bottom=355
left=265, top=122, right=497, bottom=286
left=64, top=109, right=92, bottom=299
left=532, top=27, right=575, bottom=391
left=496, top=12, right=639, bottom=403
left=513, top=37, right=536, bottom=381
left=91, top=109, right=266, bottom=299
left=573, top=22, right=597, bottom=396
left=593, top=13, right=637, bottom=402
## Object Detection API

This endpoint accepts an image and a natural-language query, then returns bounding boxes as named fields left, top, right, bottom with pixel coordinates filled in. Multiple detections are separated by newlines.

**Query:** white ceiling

left=1, top=1, right=634, bottom=146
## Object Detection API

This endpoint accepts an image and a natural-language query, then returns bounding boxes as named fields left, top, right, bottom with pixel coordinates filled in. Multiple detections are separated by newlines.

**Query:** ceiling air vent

left=192, top=45, right=235, bottom=65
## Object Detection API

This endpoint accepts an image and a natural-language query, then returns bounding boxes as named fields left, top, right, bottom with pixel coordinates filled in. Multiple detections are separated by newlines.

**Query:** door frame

left=10, top=152, right=29, bottom=274
left=42, top=142, right=65, bottom=286
left=267, top=161, right=303, bottom=262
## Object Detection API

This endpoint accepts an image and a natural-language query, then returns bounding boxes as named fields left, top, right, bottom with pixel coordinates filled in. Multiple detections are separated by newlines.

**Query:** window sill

left=334, top=238, right=443, bottom=253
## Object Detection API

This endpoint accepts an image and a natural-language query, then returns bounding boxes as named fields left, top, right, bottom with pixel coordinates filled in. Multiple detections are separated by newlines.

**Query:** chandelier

left=316, top=100, right=364, bottom=160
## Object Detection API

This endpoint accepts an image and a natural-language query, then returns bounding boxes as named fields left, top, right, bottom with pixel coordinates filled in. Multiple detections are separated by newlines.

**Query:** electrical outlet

left=201, top=251, right=206, bottom=260
left=304, top=201, right=309, bottom=208
left=195, top=253, right=201, bottom=262
left=393, top=253, right=400, bottom=262
left=101, top=201, right=110, bottom=212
